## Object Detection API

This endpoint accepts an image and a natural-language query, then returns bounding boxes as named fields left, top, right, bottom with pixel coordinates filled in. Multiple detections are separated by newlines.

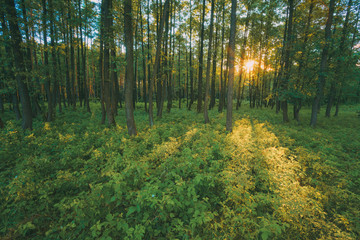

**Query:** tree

left=325, top=0, right=352, bottom=117
left=42, top=0, right=54, bottom=122
left=124, top=0, right=137, bottom=135
left=236, top=3, right=252, bottom=110
left=79, top=0, right=91, bottom=113
left=310, top=0, right=336, bottom=127
left=188, top=0, right=195, bottom=110
left=102, top=0, right=116, bottom=126
left=204, top=0, right=215, bottom=123
left=293, top=0, right=315, bottom=122
left=140, top=3, right=147, bottom=112
left=1, top=9, right=21, bottom=121
left=148, top=0, right=170, bottom=127
left=5, top=0, right=33, bottom=130
left=197, top=0, right=206, bottom=113
left=226, top=0, right=237, bottom=132
left=279, top=0, right=295, bottom=123
left=218, top=0, right=226, bottom=113
left=209, top=10, right=219, bottom=110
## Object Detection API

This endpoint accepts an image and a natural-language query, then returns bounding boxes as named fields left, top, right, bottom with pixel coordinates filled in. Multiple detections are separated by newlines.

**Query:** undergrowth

left=0, top=103, right=359, bottom=239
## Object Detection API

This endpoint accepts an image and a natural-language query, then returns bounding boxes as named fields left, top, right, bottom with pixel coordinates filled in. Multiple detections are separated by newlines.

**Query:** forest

left=0, top=0, right=360, bottom=238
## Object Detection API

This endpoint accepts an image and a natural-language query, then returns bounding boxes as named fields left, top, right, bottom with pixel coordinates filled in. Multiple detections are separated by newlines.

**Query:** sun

left=244, top=60, right=256, bottom=72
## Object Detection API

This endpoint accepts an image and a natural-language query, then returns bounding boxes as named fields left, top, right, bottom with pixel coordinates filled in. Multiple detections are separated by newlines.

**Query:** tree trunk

left=63, top=7, right=72, bottom=107
left=77, top=27, right=82, bottom=107
left=325, top=0, right=352, bottom=117
left=111, top=44, right=119, bottom=116
left=42, top=0, right=53, bottom=122
left=188, top=0, right=194, bottom=110
left=140, top=3, right=147, bottom=112
left=166, top=0, right=173, bottom=114
left=147, top=1, right=152, bottom=113
left=209, top=18, right=218, bottom=110
left=236, top=8, right=251, bottom=110
left=294, top=0, right=314, bottom=122
left=280, top=0, right=295, bottom=123
left=49, top=0, right=60, bottom=116
left=218, top=0, right=226, bottom=113
left=204, top=0, right=215, bottom=123
left=178, top=7, right=182, bottom=109
left=0, top=116, right=4, bottom=129
left=103, top=0, right=116, bottom=126
left=310, top=0, right=335, bottom=127
left=148, top=0, right=170, bottom=126
left=5, top=0, right=33, bottom=130
left=197, top=0, right=206, bottom=113
left=99, top=0, right=106, bottom=124
left=79, top=0, right=91, bottom=113
left=123, top=0, right=137, bottom=135
left=226, top=0, right=237, bottom=132
left=69, top=0, right=77, bottom=109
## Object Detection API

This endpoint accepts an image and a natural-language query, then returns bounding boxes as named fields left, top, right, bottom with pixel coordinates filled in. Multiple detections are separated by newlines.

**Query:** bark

left=111, top=44, right=118, bottom=116
left=0, top=91, right=3, bottom=114
left=133, top=10, right=139, bottom=108
left=1, top=11, right=20, bottom=120
left=310, top=0, right=336, bottom=127
left=325, top=0, right=352, bottom=117
left=147, top=1, right=151, bottom=112
left=49, top=0, right=60, bottom=115
left=226, top=0, right=237, bottom=132
left=42, top=0, right=53, bottom=122
left=236, top=8, right=251, bottom=110
left=294, top=0, right=314, bottom=122
left=12, top=94, right=21, bottom=120
left=99, top=0, right=106, bottom=124
left=140, top=3, right=147, bottom=112
left=204, top=0, right=215, bottom=123
left=56, top=42, right=63, bottom=113
left=69, top=0, right=76, bottom=108
left=197, top=0, right=206, bottom=113
left=123, top=0, right=137, bottom=135
left=165, top=0, right=173, bottom=114
left=0, top=116, right=4, bottom=129
left=209, top=19, right=218, bottom=110
left=63, top=7, right=72, bottom=107
left=186, top=47, right=189, bottom=108
left=79, top=0, right=91, bottom=113
left=275, top=7, right=289, bottom=114
left=158, top=0, right=171, bottom=117
left=77, top=27, right=82, bottom=107
left=178, top=7, right=182, bottom=109
left=148, top=0, right=170, bottom=126
left=218, top=0, right=226, bottom=112
left=5, top=0, right=33, bottom=130
left=188, top=0, right=194, bottom=110
left=280, top=0, right=295, bottom=123
left=103, top=0, right=116, bottom=126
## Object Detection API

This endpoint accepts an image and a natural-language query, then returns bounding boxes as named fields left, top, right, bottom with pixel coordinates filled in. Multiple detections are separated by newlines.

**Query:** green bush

left=0, top=104, right=359, bottom=239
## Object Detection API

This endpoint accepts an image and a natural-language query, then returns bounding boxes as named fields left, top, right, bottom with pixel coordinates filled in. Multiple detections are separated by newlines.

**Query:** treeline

left=0, top=0, right=359, bottom=135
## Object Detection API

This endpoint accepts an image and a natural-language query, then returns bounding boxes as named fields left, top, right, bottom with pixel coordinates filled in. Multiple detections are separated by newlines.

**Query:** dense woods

left=1, top=0, right=359, bottom=131
left=1, top=0, right=360, bottom=238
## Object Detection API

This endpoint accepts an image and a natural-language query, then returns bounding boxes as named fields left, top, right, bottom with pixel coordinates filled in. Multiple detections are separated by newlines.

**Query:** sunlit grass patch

left=0, top=103, right=359, bottom=239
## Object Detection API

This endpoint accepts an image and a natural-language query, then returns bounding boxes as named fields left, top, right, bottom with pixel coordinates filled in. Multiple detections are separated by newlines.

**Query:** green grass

left=0, top=102, right=359, bottom=239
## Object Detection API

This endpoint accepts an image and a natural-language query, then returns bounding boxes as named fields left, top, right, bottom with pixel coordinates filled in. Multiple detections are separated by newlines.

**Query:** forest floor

left=1, top=102, right=359, bottom=239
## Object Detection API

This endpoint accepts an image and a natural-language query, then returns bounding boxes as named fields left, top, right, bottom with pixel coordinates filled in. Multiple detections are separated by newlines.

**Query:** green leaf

left=261, top=231, right=270, bottom=240
left=126, top=206, right=137, bottom=217
left=106, top=213, right=113, bottom=222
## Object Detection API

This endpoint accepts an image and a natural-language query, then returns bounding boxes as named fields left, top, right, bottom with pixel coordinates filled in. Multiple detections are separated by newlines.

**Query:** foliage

left=0, top=103, right=359, bottom=239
